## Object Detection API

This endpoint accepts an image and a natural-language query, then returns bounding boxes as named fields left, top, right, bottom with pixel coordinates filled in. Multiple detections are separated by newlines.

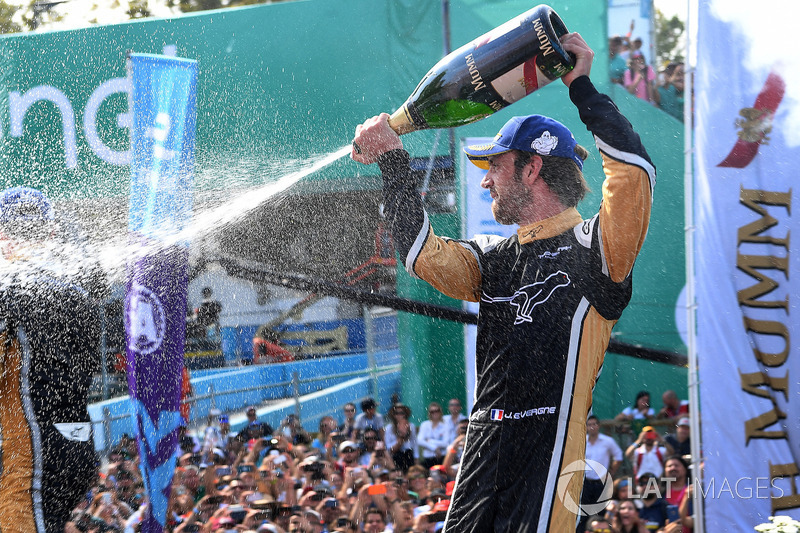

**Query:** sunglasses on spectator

left=364, top=436, right=376, bottom=441
left=429, top=409, right=441, bottom=413
left=342, top=448, right=356, bottom=453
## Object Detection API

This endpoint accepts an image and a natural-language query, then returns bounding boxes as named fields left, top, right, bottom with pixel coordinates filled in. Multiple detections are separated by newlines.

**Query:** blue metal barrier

left=89, top=348, right=400, bottom=452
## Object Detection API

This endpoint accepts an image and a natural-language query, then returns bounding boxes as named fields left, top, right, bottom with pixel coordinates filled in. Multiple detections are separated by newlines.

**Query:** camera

left=303, top=461, right=324, bottom=473
left=253, top=510, right=271, bottom=522
left=429, top=511, right=447, bottom=522
left=229, top=504, right=247, bottom=524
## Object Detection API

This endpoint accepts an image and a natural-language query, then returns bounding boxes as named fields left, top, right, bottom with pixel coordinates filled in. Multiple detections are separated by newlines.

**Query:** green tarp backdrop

left=0, top=0, right=687, bottom=421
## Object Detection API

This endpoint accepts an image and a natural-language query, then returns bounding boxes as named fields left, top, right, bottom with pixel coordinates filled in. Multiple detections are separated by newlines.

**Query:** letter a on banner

left=124, top=53, right=198, bottom=532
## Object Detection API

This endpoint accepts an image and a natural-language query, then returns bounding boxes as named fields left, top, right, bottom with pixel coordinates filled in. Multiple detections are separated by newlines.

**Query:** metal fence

left=92, top=350, right=401, bottom=454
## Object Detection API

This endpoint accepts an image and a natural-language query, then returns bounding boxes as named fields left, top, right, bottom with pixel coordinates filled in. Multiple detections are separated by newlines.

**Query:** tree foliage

left=169, top=0, right=277, bottom=13
left=654, top=8, right=685, bottom=67
left=0, top=0, right=21, bottom=33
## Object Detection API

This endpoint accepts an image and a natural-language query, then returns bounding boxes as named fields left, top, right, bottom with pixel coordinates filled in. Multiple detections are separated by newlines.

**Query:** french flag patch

left=490, top=409, right=504, bottom=421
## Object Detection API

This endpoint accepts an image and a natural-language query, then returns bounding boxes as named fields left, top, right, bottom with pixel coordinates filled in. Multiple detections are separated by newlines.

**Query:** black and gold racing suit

left=0, top=261, right=101, bottom=532
left=377, top=76, right=655, bottom=532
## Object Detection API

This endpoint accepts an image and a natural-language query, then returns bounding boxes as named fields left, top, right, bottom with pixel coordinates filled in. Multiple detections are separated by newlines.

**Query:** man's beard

left=491, top=169, right=532, bottom=225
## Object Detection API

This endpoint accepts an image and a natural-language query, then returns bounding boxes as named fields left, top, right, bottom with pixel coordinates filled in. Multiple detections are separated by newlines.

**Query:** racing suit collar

left=517, top=207, right=582, bottom=244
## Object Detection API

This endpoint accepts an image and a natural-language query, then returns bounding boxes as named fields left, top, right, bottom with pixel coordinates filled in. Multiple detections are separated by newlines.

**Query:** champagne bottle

left=388, top=4, right=574, bottom=135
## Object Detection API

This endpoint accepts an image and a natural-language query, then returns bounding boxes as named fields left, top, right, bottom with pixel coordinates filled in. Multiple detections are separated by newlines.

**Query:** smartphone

left=253, top=510, right=271, bottom=522
left=102, top=492, right=112, bottom=506
left=230, top=509, right=247, bottom=523
left=429, top=510, right=447, bottom=522
left=238, top=464, right=253, bottom=473
left=273, top=455, right=287, bottom=465
left=367, top=484, right=387, bottom=496
left=666, top=504, right=680, bottom=523
left=215, top=466, right=232, bottom=477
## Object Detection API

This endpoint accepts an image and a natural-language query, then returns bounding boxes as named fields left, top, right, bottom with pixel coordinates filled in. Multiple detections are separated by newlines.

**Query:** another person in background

left=385, top=403, right=417, bottom=473
left=180, top=366, right=193, bottom=424
left=340, top=402, right=358, bottom=440
left=585, top=514, right=613, bottom=533
left=613, top=499, right=649, bottom=533
left=253, top=330, right=294, bottom=364
left=442, top=419, right=469, bottom=478
left=311, top=415, right=340, bottom=462
left=626, top=426, right=669, bottom=479
left=656, top=390, right=689, bottom=423
left=654, top=62, right=685, bottom=122
left=246, top=405, right=275, bottom=437
left=624, top=51, right=656, bottom=103
left=195, top=287, right=222, bottom=336
left=417, top=401, right=449, bottom=470
left=279, top=413, right=311, bottom=445
left=604, top=477, right=633, bottom=525
left=608, top=36, right=628, bottom=85
left=442, top=398, right=467, bottom=443
left=662, top=455, right=690, bottom=508
left=0, top=187, right=102, bottom=532
left=635, top=472, right=668, bottom=531
left=354, top=398, right=385, bottom=440
left=616, top=390, right=655, bottom=441
left=664, top=417, right=692, bottom=457
left=359, top=427, right=394, bottom=473
left=579, top=414, right=622, bottom=532
left=201, top=408, right=225, bottom=465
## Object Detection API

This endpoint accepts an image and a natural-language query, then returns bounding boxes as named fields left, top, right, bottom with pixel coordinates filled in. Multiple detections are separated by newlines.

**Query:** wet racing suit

left=0, top=257, right=101, bottom=532
left=376, top=76, right=654, bottom=532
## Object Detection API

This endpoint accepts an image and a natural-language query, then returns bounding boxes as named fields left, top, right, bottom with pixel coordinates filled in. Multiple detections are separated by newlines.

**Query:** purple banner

left=124, top=53, right=198, bottom=531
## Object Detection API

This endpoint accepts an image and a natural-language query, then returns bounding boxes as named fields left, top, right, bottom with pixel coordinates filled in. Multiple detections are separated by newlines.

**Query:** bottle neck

left=388, top=105, right=417, bottom=135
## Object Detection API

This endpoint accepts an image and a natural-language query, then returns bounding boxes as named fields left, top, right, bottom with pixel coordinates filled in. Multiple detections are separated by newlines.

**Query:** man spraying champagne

left=352, top=33, right=654, bottom=531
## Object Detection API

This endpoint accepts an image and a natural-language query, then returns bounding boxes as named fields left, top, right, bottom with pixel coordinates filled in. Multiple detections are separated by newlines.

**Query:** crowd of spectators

left=579, top=390, right=695, bottom=533
left=64, top=398, right=470, bottom=533
left=64, top=390, right=694, bottom=533
left=608, top=34, right=686, bottom=122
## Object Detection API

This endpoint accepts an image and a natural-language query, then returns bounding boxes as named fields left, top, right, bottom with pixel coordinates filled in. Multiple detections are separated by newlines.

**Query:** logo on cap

left=531, top=131, right=558, bottom=155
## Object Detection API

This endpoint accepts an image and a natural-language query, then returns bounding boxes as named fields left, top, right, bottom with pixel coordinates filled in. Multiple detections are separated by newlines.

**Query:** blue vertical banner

left=124, top=54, right=198, bottom=532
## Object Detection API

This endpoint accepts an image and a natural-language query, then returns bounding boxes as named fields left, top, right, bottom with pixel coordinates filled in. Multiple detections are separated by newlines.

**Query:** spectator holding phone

left=340, top=403, right=359, bottom=441
left=280, top=413, right=312, bottom=446
left=636, top=472, right=668, bottom=531
left=442, top=419, right=469, bottom=478
left=626, top=426, right=669, bottom=479
left=385, top=404, right=417, bottom=474
left=623, top=51, right=656, bottom=103
left=311, top=415, right=340, bottom=462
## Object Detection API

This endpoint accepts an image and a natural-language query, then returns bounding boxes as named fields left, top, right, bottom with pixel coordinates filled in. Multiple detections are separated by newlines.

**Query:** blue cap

left=0, top=186, right=54, bottom=224
left=464, top=115, right=582, bottom=171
